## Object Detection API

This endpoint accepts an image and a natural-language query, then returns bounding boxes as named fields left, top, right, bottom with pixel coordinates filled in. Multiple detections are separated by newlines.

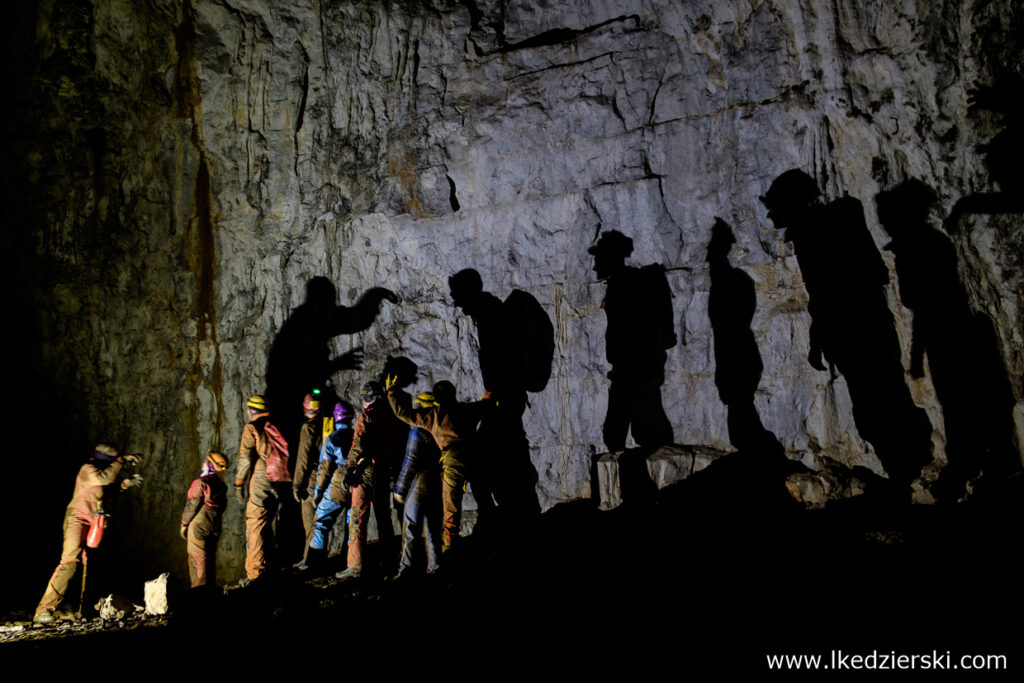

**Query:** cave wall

left=5, top=0, right=1023, bottom=592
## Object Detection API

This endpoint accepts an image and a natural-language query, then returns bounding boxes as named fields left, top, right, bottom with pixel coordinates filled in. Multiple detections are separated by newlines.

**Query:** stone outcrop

left=785, top=468, right=869, bottom=509
left=144, top=573, right=170, bottom=615
left=597, top=445, right=726, bottom=510
left=7, top=0, right=1022, bottom=584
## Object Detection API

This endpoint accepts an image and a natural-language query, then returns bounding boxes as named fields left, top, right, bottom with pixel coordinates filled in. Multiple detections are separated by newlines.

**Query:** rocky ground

left=3, top=455, right=1022, bottom=676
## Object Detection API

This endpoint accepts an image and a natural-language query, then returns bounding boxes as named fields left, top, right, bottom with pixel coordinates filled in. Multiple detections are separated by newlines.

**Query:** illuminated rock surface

left=5, top=0, right=1022, bottom=591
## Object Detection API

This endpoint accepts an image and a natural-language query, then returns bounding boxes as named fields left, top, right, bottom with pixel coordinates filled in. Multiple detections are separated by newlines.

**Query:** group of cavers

left=219, top=266, right=558, bottom=592
left=226, top=375, right=521, bottom=591
left=34, top=147, right=1019, bottom=625
left=32, top=267, right=560, bottom=625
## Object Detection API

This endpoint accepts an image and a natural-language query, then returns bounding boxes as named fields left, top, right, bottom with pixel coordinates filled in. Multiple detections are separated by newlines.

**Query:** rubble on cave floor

left=0, top=607, right=168, bottom=645
left=3, top=462, right=1022, bottom=669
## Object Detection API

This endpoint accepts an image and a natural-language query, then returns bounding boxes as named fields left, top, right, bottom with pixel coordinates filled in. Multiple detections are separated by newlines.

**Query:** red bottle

left=86, top=509, right=106, bottom=548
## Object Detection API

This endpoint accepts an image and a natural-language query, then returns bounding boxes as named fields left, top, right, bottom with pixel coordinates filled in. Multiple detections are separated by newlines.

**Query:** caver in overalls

left=393, top=394, right=443, bottom=576
left=235, top=395, right=291, bottom=580
left=335, top=382, right=408, bottom=581
left=307, top=402, right=354, bottom=563
left=293, top=393, right=324, bottom=564
left=181, top=451, right=228, bottom=587
left=386, top=380, right=493, bottom=552
left=35, top=445, right=143, bottom=623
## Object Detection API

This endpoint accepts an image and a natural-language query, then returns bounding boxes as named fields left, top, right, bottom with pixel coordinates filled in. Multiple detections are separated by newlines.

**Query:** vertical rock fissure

left=177, top=0, right=224, bottom=461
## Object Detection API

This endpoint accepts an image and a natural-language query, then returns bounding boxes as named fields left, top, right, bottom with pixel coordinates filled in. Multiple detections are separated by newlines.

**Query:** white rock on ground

left=144, top=573, right=171, bottom=616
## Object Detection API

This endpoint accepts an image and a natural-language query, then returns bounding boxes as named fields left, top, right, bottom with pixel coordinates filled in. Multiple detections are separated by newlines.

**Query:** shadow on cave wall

left=5, top=0, right=1024, bottom=636
left=707, top=218, right=785, bottom=460
left=947, top=75, right=1024, bottom=226
left=877, top=180, right=1019, bottom=501
left=943, top=75, right=1024, bottom=427
left=448, top=269, right=552, bottom=526
left=587, top=230, right=678, bottom=454
left=263, top=276, right=396, bottom=563
left=761, top=170, right=933, bottom=493
left=265, top=277, right=397, bottom=443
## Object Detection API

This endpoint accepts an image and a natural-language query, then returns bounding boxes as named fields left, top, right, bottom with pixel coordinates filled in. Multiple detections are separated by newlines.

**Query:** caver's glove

left=180, top=524, right=189, bottom=540
left=121, top=474, right=144, bottom=491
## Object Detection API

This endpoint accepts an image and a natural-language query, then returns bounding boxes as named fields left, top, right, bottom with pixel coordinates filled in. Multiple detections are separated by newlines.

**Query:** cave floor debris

left=3, top=455, right=1022, bottom=674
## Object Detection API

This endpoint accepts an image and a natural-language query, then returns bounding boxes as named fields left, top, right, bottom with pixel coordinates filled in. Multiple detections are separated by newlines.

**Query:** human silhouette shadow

left=877, top=180, right=1019, bottom=500
left=587, top=230, right=677, bottom=453
left=761, top=170, right=932, bottom=494
left=946, top=75, right=1024, bottom=229
left=265, top=276, right=398, bottom=444
left=448, top=269, right=551, bottom=524
left=378, top=355, right=419, bottom=391
left=264, top=277, right=396, bottom=562
left=707, top=218, right=785, bottom=459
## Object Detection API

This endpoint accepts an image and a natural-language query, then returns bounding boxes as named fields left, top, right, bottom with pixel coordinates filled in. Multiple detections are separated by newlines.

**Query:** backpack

left=503, top=289, right=555, bottom=393
left=262, top=421, right=292, bottom=482
left=321, top=416, right=335, bottom=445
left=638, top=264, right=677, bottom=352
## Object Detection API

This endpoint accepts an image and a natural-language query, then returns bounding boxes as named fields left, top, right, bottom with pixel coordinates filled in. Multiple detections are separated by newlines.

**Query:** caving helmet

left=333, top=401, right=354, bottom=423
left=431, top=381, right=456, bottom=405
left=205, top=451, right=228, bottom=473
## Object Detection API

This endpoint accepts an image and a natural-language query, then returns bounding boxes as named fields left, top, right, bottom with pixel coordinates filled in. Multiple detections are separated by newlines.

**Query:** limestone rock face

left=7, top=0, right=1023, bottom=583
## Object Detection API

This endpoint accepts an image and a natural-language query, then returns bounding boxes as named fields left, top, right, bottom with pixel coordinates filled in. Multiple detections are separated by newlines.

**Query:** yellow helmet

left=414, top=392, right=437, bottom=408
left=246, top=395, right=267, bottom=411
left=206, top=451, right=228, bottom=472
